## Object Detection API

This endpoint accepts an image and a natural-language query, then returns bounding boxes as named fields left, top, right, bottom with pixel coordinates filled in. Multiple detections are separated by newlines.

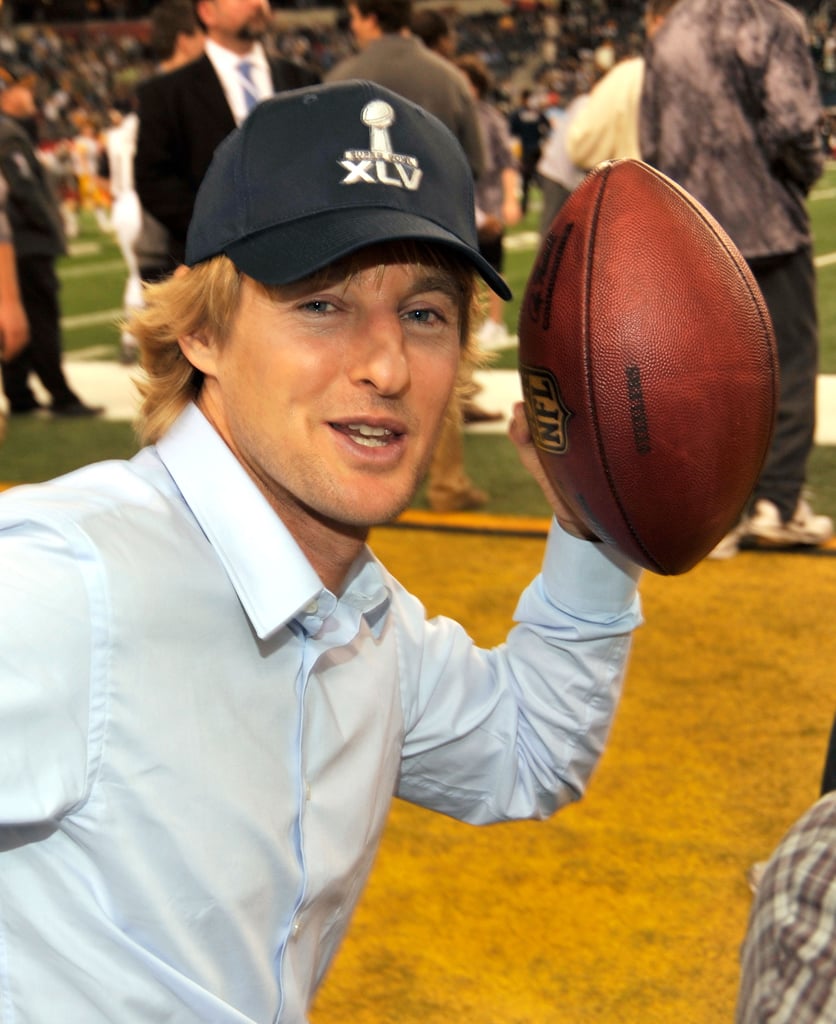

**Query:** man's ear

left=172, top=267, right=218, bottom=374
left=178, top=330, right=217, bottom=377
left=194, top=0, right=213, bottom=29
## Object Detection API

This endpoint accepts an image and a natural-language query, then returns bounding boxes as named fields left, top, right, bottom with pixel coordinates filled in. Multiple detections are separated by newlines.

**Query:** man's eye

left=300, top=299, right=334, bottom=314
left=404, top=308, right=437, bottom=324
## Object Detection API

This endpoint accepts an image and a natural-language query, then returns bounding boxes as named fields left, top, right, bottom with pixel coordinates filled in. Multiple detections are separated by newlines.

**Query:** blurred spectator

left=536, top=91, right=589, bottom=233
left=40, top=138, right=79, bottom=239
left=149, top=0, right=205, bottom=71
left=641, top=0, right=833, bottom=557
left=100, top=0, right=206, bottom=361
left=410, top=6, right=456, bottom=61
left=508, top=88, right=550, bottom=216
left=132, top=0, right=205, bottom=286
left=0, top=68, right=103, bottom=417
left=566, top=49, right=644, bottom=168
left=737, top=790, right=836, bottom=1024
left=0, top=175, right=28, bottom=368
left=327, top=0, right=485, bottom=180
left=458, top=53, right=521, bottom=353
left=134, top=0, right=319, bottom=273
left=102, top=99, right=143, bottom=362
left=0, top=2, right=833, bottom=150
left=71, top=116, right=109, bottom=229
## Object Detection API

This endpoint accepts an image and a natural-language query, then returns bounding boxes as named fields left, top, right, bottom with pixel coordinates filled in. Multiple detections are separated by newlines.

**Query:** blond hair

left=129, top=247, right=485, bottom=445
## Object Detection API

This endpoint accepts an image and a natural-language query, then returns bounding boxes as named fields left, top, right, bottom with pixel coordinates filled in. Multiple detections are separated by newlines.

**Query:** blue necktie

left=238, top=59, right=259, bottom=114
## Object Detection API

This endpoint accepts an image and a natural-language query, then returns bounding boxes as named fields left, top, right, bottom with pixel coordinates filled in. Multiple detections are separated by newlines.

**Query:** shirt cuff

left=541, top=517, right=643, bottom=618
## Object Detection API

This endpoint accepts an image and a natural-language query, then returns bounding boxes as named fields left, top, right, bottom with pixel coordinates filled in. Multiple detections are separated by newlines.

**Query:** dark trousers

left=520, top=148, right=541, bottom=215
left=539, top=177, right=572, bottom=236
left=1, top=254, right=78, bottom=411
left=749, top=246, right=818, bottom=521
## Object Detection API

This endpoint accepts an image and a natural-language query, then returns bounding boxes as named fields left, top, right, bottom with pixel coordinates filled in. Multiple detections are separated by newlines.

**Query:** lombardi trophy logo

left=338, top=100, right=423, bottom=190
left=362, top=99, right=395, bottom=154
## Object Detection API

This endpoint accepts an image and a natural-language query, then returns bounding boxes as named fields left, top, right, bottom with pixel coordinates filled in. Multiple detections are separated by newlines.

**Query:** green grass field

left=4, top=165, right=836, bottom=520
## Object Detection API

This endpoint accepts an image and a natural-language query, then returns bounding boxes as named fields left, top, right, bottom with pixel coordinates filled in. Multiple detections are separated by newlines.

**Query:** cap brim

left=223, top=208, right=512, bottom=300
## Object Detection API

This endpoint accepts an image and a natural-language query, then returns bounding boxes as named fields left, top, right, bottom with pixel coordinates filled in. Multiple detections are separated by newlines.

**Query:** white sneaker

left=475, top=319, right=514, bottom=352
left=748, top=497, right=834, bottom=549
left=707, top=516, right=750, bottom=559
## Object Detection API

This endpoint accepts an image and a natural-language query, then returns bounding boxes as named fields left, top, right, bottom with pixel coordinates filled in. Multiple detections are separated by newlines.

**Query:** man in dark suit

left=0, top=70, right=103, bottom=417
left=134, top=0, right=319, bottom=274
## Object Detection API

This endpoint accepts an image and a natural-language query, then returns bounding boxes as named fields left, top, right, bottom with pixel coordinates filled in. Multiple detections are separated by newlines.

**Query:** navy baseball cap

left=185, top=79, right=511, bottom=299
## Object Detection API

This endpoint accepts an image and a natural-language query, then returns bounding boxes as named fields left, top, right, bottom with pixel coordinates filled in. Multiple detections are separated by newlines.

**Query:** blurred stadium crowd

left=0, top=0, right=834, bottom=219
left=0, top=2, right=641, bottom=134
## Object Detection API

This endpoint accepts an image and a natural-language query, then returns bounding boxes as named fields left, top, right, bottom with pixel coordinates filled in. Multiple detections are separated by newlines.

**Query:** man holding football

left=0, top=81, right=641, bottom=1022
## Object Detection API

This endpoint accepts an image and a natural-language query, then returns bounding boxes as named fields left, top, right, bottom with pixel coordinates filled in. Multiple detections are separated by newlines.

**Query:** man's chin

left=238, top=20, right=268, bottom=41
left=313, top=491, right=416, bottom=533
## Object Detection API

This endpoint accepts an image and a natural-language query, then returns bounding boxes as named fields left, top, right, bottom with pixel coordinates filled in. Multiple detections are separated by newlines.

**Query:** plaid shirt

left=737, top=792, right=836, bottom=1023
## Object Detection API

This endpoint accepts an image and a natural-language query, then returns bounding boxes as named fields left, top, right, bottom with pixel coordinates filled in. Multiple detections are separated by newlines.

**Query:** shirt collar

left=205, top=37, right=269, bottom=77
left=156, top=404, right=391, bottom=640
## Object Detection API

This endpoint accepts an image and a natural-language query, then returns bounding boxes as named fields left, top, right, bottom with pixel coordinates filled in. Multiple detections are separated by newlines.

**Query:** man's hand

left=0, top=297, right=29, bottom=362
left=476, top=213, right=503, bottom=245
left=508, top=401, right=599, bottom=541
left=0, top=238, right=28, bottom=362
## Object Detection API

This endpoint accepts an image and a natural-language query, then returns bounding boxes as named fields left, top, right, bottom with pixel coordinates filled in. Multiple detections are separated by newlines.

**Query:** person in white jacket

left=103, top=105, right=143, bottom=362
left=566, top=54, right=645, bottom=169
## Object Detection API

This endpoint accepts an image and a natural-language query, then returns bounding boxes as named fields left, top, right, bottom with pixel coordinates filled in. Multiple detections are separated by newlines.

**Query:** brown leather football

left=518, top=159, right=778, bottom=574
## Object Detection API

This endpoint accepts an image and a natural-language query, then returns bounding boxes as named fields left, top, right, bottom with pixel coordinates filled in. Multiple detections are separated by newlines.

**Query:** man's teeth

left=347, top=423, right=391, bottom=436
left=346, top=423, right=393, bottom=448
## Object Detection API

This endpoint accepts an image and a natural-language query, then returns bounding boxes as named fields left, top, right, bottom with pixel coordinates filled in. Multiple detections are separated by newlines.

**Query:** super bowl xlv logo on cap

left=338, top=101, right=423, bottom=191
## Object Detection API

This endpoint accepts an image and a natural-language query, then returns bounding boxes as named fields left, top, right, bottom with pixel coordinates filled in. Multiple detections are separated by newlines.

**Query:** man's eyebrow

left=409, top=270, right=463, bottom=301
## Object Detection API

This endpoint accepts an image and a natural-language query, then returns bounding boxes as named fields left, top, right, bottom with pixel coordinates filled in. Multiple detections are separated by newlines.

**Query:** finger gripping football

left=519, top=159, right=778, bottom=574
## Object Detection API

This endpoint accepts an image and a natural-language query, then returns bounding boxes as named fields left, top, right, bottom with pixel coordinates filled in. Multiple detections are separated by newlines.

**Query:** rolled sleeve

left=396, top=522, right=642, bottom=824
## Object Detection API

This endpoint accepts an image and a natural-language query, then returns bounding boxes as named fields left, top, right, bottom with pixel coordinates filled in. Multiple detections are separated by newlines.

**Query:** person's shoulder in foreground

left=737, top=790, right=836, bottom=1024
left=0, top=80, right=642, bottom=1022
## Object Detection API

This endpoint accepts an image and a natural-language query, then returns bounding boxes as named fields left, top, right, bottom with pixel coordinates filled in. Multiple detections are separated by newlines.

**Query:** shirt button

left=304, top=599, right=319, bottom=615
left=292, top=916, right=302, bottom=937
left=305, top=782, right=312, bottom=802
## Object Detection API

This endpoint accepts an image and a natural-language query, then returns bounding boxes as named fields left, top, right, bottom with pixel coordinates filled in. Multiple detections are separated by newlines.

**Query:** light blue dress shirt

left=0, top=403, right=642, bottom=1023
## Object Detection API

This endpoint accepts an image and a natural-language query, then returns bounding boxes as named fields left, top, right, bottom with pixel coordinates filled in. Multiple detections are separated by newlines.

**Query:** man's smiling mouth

left=335, top=423, right=398, bottom=448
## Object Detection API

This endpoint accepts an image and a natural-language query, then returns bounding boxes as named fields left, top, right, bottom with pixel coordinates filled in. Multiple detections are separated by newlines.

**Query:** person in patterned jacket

left=640, top=0, right=833, bottom=557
